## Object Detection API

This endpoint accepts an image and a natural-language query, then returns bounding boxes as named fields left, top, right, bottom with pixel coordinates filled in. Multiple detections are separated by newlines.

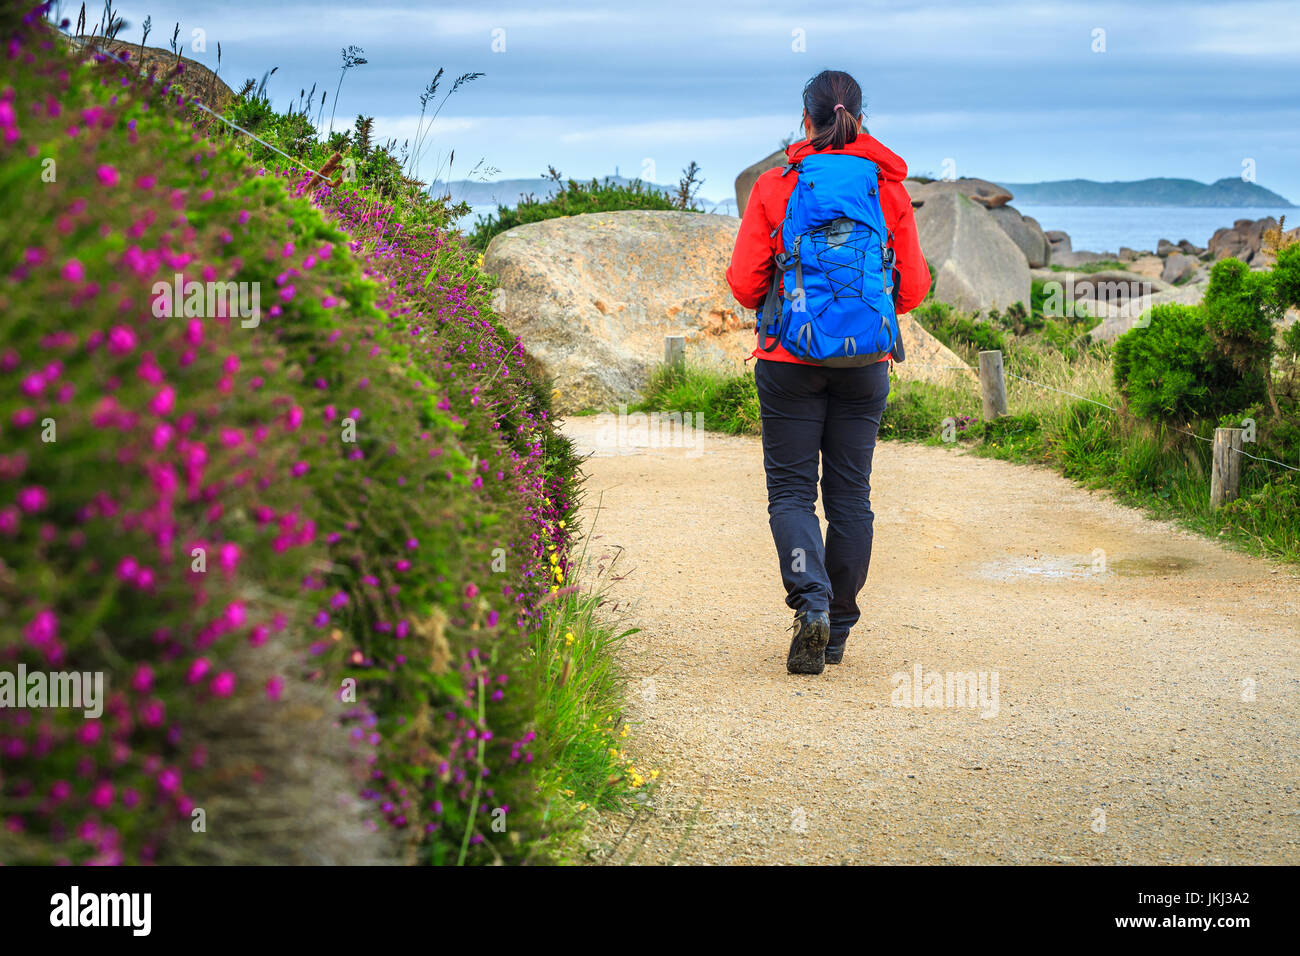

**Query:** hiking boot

left=787, top=609, right=830, bottom=675
left=824, top=640, right=846, bottom=665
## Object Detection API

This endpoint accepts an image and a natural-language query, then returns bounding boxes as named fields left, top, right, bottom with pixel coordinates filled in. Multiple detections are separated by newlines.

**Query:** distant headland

left=995, top=177, right=1294, bottom=208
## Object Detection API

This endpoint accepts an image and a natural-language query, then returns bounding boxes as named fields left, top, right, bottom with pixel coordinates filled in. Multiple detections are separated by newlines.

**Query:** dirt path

left=564, top=415, right=1299, bottom=865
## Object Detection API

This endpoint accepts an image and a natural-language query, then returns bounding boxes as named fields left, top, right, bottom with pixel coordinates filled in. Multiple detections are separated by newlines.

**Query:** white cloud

left=558, top=114, right=794, bottom=145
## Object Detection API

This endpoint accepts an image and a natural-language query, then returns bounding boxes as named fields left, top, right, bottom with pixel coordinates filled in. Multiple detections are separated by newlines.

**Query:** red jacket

left=726, top=134, right=931, bottom=365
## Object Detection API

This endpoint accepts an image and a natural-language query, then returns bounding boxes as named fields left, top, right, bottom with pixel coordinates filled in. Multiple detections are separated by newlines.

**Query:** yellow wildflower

left=565, top=632, right=575, bottom=646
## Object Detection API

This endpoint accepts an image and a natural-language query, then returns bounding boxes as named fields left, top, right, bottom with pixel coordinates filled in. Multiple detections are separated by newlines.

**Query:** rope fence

left=73, top=34, right=334, bottom=181
left=896, top=349, right=1296, bottom=510
left=902, top=356, right=1297, bottom=474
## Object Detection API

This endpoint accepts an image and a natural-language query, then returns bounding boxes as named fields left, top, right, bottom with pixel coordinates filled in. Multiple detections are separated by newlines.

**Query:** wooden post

left=665, top=335, right=686, bottom=371
left=978, top=350, right=1008, bottom=420
left=1210, top=427, right=1244, bottom=508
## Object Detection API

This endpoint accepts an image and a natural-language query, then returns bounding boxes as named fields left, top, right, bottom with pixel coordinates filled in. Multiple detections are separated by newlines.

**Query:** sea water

left=1013, top=205, right=1295, bottom=256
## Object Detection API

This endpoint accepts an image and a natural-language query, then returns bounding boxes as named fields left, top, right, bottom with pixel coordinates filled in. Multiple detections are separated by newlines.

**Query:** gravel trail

left=564, top=415, right=1299, bottom=865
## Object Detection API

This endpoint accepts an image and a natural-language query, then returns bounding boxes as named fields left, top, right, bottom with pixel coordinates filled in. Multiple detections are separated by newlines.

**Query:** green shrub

left=1203, top=258, right=1279, bottom=387
left=1054, top=401, right=1119, bottom=480
left=879, top=377, right=974, bottom=442
left=1282, top=319, right=1300, bottom=358
left=1113, top=303, right=1262, bottom=423
left=1047, top=260, right=1126, bottom=274
left=978, top=412, right=1045, bottom=459
left=1271, top=244, right=1300, bottom=311
left=632, top=363, right=758, bottom=435
left=468, top=174, right=684, bottom=251
left=1218, top=475, right=1300, bottom=556
left=910, top=300, right=1009, bottom=359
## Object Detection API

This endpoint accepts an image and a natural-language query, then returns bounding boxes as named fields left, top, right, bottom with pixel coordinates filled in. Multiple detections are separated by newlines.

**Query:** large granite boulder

left=1086, top=279, right=1210, bottom=343
left=907, top=177, right=1013, bottom=209
left=484, top=210, right=969, bottom=412
left=1209, top=216, right=1280, bottom=265
left=1045, top=230, right=1072, bottom=258
left=484, top=211, right=752, bottom=413
left=1052, top=248, right=1119, bottom=267
left=1031, top=268, right=1176, bottom=334
left=894, top=313, right=975, bottom=384
left=914, top=190, right=1031, bottom=313
left=1161, top=252, right=1199, bottom=284
left=988, top=204, right=1051, bottom=267
left=1127, top=255, right=1165, bottom=279
left=1030, top=268, right=1171, bottom=309
left=734, top=148, right=787, bottom=216
left=74, top=38, right=236, bottom=107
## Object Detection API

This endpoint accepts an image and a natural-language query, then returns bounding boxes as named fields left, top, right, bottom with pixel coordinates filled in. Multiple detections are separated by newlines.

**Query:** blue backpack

left=757, top=152, right=905, bottom=366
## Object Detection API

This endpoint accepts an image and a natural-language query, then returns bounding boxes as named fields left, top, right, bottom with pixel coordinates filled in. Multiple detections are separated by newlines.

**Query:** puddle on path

left=1109, top=555, right=1200, bottom=576
left=977, top=554, right=1200, bottom=581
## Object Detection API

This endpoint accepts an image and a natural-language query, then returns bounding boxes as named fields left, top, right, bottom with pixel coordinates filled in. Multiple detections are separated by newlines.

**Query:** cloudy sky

left=79, top=0, right=1300, bottom=203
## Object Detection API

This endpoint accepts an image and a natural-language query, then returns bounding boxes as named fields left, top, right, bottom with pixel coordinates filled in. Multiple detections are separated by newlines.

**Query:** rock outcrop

left=1085, top=279, right=1210, bottom=343
left=1046, top=230, right=1072, bottom=258
left=1161, top=252, right=1198, bottom=284
left=1127, top=255, right=1166, bottom=279
left=908, top=177, right=1012, bottom=209
left=734, top=148, right=787, bottom=216
left=913, top=190, right=1031, bottom=313
left=894, top=313, right=975, bottom=384
left=1208, top=217, right=1279, bottom=265
left=75, top=38, right=236, bottom=107
left=988, top=204, right=1052, bottom=267
left=484, top=210, right=970, bottom=412
left=1042, top=230, right=1121, bottom=267
left=484, top=211, right=752, bottom=413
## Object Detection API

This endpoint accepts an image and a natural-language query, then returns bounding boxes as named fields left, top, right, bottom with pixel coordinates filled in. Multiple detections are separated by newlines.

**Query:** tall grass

left=632, top=363, right=759, bottom=435
left=530, top=511, right=657, bottom=861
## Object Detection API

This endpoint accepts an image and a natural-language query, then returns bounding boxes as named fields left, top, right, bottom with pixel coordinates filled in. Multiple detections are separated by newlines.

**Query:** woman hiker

left=726, top=69, right=931, bottom=674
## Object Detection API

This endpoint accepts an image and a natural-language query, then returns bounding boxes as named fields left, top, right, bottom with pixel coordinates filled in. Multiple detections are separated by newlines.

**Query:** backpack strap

left=757, top=152, right=805, bottom=354
left=757, top=263, right=784, bottom=353
left=759, top=248, right=799, bottom=353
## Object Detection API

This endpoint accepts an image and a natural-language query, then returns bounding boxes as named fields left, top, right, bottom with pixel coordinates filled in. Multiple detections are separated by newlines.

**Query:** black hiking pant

left=754, top=357, right=890, bottom=650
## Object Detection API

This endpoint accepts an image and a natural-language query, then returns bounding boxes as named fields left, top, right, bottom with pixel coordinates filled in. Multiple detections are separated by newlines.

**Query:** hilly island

left=997, top=176, right=1294, bottom=207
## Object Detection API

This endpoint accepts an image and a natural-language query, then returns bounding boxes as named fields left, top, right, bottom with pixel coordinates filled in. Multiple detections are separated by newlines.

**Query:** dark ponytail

left=802, top=69, right=863, bottom=151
